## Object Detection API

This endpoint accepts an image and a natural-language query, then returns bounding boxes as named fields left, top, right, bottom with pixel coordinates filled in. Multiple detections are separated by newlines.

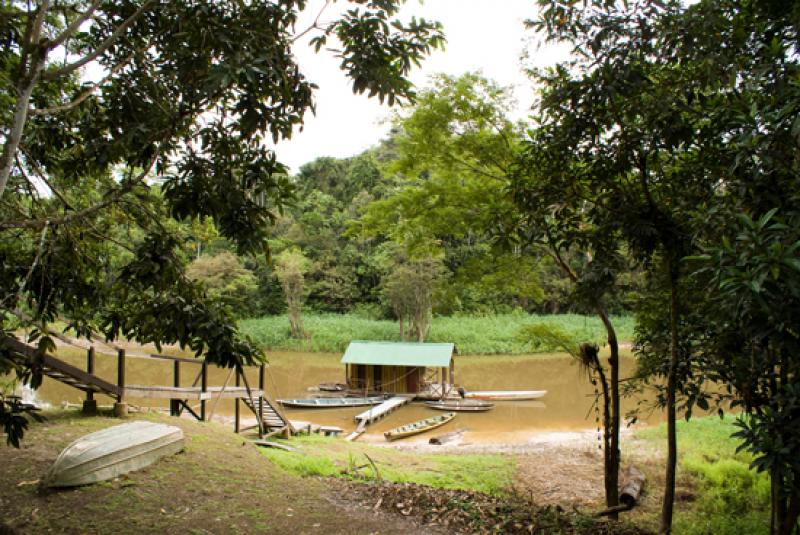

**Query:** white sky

left=275, top=0, right=570, bottom=173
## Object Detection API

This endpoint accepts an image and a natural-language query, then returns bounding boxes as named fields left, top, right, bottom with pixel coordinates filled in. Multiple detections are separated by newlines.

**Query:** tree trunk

left=597, top=306, right=621, bottom=519
left=778, top=488, right=800, bottom=535
left=660, top=271, right=680, bottom=534
left=0, top=48, right=47, bottom=200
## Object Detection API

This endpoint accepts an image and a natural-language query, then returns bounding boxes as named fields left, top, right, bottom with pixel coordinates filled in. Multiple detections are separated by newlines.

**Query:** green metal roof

left=341, top=341, right=455, bottom=367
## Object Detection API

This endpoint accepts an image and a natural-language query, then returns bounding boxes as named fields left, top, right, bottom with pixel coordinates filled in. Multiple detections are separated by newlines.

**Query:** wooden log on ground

left=620, top=465, right=645, bottom=506
left=429, top=429, right=465, bottom=445
left=252, top=440, right=301, bottom=453
left=595, top=466, right=646, bottom=517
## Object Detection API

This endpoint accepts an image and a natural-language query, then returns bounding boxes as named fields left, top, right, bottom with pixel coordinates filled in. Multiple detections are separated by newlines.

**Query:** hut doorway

left=373, top=365, right=382, bottom=391
left=406, top=367, right=419, bottom=392
left=357, top=364, right=366, bottom=390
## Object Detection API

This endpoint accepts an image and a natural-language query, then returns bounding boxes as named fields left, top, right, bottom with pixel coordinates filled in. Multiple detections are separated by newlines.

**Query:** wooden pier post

left=449, top=360, right=455, bottom=393
left=114, top=349, right=128, bottom=417
left=234, top=367, right=241, bottom=433
left=82, top=347, right=97, bottom=415
left=170, top=360, right=181, bottom=416
left=258, top=364, right=265, bottom=438
left=200, top=360, right=208, bottom=421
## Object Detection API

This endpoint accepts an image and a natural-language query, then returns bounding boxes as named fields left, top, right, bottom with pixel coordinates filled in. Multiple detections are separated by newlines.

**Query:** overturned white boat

left=45, top=420, right=184, bottom=487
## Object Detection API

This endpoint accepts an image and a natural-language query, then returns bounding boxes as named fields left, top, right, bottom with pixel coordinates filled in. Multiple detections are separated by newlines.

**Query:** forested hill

left=188, top=74, right=640, bottom=322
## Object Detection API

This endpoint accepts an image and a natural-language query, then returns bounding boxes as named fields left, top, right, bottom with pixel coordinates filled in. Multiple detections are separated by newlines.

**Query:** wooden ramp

left=4, top=337, right=120, bottom=397
left=346, top=395, right=413, bottom=441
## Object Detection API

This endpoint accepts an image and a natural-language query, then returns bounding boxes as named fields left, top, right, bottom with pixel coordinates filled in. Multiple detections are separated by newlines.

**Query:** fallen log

left=252, top=440, right=301, bottom=453
left=620, top=465, right=645, bottom=506
left=595, top=465, right=646, bottom=517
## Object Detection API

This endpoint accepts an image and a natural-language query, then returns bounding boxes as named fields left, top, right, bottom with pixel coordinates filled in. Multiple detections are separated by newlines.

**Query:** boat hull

left=384, top=412, right=456, bottom=441
left=464, top=390, right=546, bottom=401
left=426, top=400, right=493, bottom=412
left=279, top=396, right=384, bottom=408
left=45, top=421, right=184, bottom=487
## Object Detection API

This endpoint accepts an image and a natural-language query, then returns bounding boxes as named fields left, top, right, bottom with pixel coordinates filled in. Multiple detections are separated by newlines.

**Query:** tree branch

left=0, top=147, right=160, bottom=230
left=42, top=0, right=158, bottom=81
left=31, top=51, right=135, bottom=116
left=46, top=0, right=102, bottom=50
left=9, top=221, right=50, bottom=310
left=292, top=0, right=332, bottom=43
left=0, top=1, right=51, bottom=201
left=16, top=151, right=73, bottom=209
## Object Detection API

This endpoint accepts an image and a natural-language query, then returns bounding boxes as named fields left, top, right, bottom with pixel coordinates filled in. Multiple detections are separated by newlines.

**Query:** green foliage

left=186, top=252, right=258, bottom=317
left=274, top=248, right=311, bottom=339
left=0, top=0, right=443, bottom=447
left=638, top=416, right=771, bottom=535
left=239, top=312, right=634, bottom=355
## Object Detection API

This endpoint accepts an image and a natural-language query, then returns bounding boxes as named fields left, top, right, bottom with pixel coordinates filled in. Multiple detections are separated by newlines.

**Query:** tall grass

left=239, top=312, right=635, bottom=355
left=637, top=416, right=770, bottom=535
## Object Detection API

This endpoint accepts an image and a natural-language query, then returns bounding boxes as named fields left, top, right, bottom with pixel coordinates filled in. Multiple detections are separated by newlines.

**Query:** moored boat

left=44, top=420, right=184, bottom=487
left=384, top=412, right=456, bottom=441
left=317, top=382, right=347, bottom=392
left=463, top=390, right=547, bottom=401
left=279, top=396, right=384, bottom=408
left=426, top=399, right=494, bottom=412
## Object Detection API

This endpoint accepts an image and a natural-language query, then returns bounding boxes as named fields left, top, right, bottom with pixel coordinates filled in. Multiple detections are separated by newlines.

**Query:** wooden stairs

left=241, top=395, right=292, bottom=434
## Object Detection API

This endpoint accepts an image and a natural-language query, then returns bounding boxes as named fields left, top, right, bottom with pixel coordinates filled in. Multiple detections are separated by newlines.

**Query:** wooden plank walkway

left=354, top=395, right=413, bottom=426
left=346, top=395, right=413, bottom=441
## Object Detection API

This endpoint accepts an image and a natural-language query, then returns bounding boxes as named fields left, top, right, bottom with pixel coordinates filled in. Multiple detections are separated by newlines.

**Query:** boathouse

left=341, top=340, right=456, bottom=398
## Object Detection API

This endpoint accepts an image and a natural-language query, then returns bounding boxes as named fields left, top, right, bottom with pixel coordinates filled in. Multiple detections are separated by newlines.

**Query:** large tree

left=352, top=73, right=545, bottom=314
left=528, top=1, right=800, bottom=533
left=0, top=0, right=443, bottom=445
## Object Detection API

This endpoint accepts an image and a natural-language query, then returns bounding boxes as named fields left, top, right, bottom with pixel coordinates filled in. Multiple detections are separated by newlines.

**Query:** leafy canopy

left=0, top=0, right=443, bottom=445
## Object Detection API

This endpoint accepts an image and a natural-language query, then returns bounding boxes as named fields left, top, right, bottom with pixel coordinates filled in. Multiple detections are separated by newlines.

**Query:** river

left=30, top=347, right=664, bottom=444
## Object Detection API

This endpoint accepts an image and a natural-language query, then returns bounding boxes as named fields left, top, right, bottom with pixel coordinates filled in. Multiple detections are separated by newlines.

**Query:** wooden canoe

left=463, top=390, right=547, bottom=401
left=426, top=399, right=494, bottom=412
left=44, top=421, right=184, bottom=487
left=384, top=412, right=456, bottom=441
left=278, top=396, right=384, bottom=408
left=317, top=382, right=347, bottom=392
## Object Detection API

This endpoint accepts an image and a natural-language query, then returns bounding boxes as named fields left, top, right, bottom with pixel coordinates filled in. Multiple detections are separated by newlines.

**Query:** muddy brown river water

left=31, top=349, right=664, bottom=445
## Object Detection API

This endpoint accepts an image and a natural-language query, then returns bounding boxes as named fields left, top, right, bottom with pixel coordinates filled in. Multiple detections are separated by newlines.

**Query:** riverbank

left=1, top=410, right=648, bottom=535
left=239, top=313, right=635, bottom=355
left=258, top=415, right=770, bottom=535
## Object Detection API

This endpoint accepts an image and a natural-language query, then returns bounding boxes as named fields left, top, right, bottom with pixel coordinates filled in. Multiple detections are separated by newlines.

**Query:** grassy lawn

left=632, top=415, right=770, bottom=535
left=257, top=434, right=514, bottom=496
left=239, top=313, right=635, bottom=355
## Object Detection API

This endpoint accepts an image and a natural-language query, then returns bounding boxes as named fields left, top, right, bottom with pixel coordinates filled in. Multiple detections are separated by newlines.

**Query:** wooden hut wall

left=348, top=365, right=424, bottom=393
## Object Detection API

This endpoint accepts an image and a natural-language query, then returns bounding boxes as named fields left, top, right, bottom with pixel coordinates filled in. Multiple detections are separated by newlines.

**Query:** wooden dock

left=4, top=337, right=290, bottom=438
left=345, top=395, right=413, bottom=441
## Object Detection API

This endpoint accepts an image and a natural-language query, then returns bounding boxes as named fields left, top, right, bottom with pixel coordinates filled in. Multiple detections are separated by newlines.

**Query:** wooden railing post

left=170, top=360, right=180, bottom=416
left=234, top=367, right=241, bottom=433
left=82, top=347, right=97, bottom=415
left=114, top=349, right=127, bottom=417
left=200, top=360, right=208, bottom=421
